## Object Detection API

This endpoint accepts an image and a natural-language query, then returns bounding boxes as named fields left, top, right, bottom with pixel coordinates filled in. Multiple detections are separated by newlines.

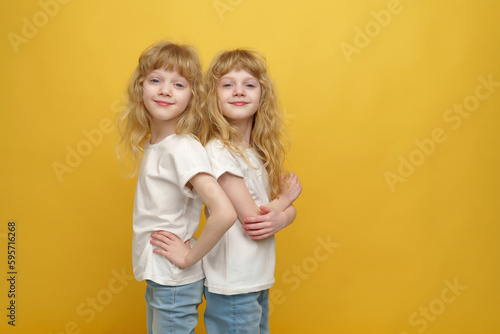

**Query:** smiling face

left=217, top=68, right=261, bottom=123
left=142, top=68, right=192, bottom=129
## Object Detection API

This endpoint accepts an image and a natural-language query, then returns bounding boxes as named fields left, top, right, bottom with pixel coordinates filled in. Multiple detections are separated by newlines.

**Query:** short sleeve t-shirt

left=132, top=134, right=215, bottom=286
left=203, top=139, right=276, bottom=295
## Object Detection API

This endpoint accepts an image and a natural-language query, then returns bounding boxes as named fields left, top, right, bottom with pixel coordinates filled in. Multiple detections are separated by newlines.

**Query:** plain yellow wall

left=1, top=0, right=499, bottom=333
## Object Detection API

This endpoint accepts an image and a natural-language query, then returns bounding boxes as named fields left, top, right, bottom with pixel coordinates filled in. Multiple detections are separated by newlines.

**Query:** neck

left=230, top=117, right=254, bottom=147
left=150, top=119, right=177, bottom=144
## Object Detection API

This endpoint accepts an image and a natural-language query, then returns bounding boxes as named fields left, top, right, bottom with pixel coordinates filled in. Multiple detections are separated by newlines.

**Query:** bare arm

left=218, top=171, right=302, bottom=240
left=262, top=172, right=302, bottom=212
left=242, top=204, right=297, bottom=240
left=150, top=173, right=236, bottom=268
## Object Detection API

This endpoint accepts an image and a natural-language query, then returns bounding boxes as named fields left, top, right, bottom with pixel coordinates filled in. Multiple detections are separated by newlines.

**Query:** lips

left=229, top=101, right=249, bottom=106
left=154, top=100, right=174, bottom=106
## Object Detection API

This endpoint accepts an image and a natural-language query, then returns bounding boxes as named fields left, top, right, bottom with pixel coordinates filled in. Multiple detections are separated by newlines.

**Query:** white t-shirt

left=132, top=134, right=215, bottom=286
left=203, top=139, right=276, bottom=295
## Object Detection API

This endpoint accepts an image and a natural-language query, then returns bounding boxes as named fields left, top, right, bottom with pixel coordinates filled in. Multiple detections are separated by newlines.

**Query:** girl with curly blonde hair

left=154, top=48, right=302, bottom=333
left=203, top=48, right=302, bottom=334
left=117, top=41, right=236, bottom=333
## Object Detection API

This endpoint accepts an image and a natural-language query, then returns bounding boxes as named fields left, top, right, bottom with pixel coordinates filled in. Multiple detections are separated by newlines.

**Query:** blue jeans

left=145, top=279, right=204, bottom=334
left=204, top=287, right=270, bottom=334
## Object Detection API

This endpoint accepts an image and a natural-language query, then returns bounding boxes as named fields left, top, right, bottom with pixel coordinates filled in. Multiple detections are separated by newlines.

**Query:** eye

left=150, top=78, right=160, bottom=84
left=222, top=83, right=232, bottom=88
left=174, top=83, right=185, bottom=88
left=245, top=84, right=256, bottom=88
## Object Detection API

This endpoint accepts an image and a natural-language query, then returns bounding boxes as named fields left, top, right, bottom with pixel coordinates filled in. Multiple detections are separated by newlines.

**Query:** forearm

left=265, top=172, right=301, bottom=213
left=265, top=196, right=293, bottom=213
left=218, top=172, right=265, bottom=222
left=184, top=173, right=236, bottom=267
left=185, top=209, right=235, bottom=266
left=282, top=205, right=297, bottom=227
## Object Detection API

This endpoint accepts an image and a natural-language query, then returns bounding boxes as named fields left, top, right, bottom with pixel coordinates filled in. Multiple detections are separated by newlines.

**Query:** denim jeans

left=204, top=287, right=270, bottom=334
left=145, top=279, right=204, bottom=334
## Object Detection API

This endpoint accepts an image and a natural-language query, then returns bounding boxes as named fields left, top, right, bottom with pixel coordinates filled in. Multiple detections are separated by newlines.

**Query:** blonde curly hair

left=117, top=41, right=208, bottom=176
left=205, top=49, right=288, bottom=200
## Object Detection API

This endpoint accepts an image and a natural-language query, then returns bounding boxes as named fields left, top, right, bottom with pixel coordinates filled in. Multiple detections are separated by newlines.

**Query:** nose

left=159, top=84, right=172, bottom=97
left=233, top=84, right=245, bottom=96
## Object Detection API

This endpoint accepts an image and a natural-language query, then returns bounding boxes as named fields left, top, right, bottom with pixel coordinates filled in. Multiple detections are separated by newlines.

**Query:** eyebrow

left=220, top=76, right=259, bottom=82
left=148, top=71, right=188, bottom=82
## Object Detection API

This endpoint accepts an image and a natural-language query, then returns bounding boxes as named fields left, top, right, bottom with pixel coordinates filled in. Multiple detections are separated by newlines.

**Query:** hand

left=242, top=206, right=288, bottom=240
left=280, top=172, right=302, bottom=206
left=150, top=231, right=191, bottom=269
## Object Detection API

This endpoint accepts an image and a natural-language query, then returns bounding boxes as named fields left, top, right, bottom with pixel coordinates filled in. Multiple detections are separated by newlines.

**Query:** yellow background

left=1, top=0, right=499, bottom=333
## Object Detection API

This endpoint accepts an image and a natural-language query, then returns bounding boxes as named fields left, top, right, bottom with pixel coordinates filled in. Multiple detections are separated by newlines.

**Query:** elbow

left=224, top=208, right=237, bottom=228
left=210, top=205, right=237, bottom=230
left=206, top=201, right=237, bottom=230
left=217, top=205, right=237, bottom=230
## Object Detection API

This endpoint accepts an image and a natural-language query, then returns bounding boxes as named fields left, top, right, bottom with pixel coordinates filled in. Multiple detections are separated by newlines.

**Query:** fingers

left=289, top=176, right=300, bottom=190
left=150, top=231, right=183, bottom=251
left=243, top=206, right=277, bottom=223
left=286, top=173, right=302, bottom=202
left=243, top=213, right=271, bottom=223
left=242, top=217, right=265, bottom=223
left=152, top=248, right=168, bottom=257
left=155, top=230, right=180, bottom=240
left=150, top=238, right=169, bottom=251
left=151, top=232, right=171, bottom=244
left=294, top=182, right=303, bottom=196
left=245, top=226, right=273, bottom=239
left=281, top=172, right=297, bottom=188
left=282, top=172, right=300, bottom=194
left=259, top=205, right=275, bottom=213
left=242, top=221, right=268, bottom=231
left=245, top=228, right=272, bottom=239
left=250, top=233, right=273, bottom=240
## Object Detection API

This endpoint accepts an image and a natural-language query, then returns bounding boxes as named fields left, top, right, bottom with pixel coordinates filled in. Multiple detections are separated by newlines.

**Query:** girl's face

left=142, top=68, right=192, bottom=125
left=217, top=68, right=261, bottom=122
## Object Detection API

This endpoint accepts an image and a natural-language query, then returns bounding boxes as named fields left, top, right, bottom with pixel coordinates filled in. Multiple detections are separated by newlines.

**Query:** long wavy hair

left=205, top=49, right=288, bottom=200
left=117, top=41, right=208, bottom=176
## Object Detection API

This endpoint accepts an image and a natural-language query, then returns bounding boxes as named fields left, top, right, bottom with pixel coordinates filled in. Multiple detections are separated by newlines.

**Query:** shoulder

left=172, top=134, right=202, bottom=147
left=205, top=139, right=225, bottom=151
left=156, top=134, right=209, bottom=169
left=205, top=139, right=232, bottom=159
left=205, top=139, right=245, bottom=178
left=167, top=134, right=205, bottom=153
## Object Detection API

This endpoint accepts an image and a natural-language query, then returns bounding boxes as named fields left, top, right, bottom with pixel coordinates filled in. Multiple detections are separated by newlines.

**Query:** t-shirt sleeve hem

left=206, top=140, right=245, bottom=180
left=179, top=168, right=217, bottom=198
left=214, top=168, right=244, bottom=180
